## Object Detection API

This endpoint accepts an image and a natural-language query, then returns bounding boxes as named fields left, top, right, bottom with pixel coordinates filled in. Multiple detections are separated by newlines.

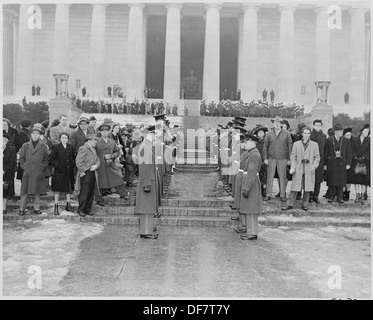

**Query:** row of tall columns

left=6, top=3, right=369, bottom=106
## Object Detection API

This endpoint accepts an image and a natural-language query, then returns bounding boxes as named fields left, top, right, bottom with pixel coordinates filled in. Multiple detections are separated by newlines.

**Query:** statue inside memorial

left=315, top=81, right=330, bottom=105
left=183, top=70, right=201, bottom=99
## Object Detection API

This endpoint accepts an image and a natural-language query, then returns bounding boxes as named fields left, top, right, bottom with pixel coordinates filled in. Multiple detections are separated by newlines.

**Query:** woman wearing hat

left=239, top=134, right=262, bottom=240
left=18, top=126, right=49, bottom=216
left=343, top=127, right=353, bottom=201
left=3, top=118, right=19, bottom=152
left=348, top=124, right=370, bottom=204
left=3, top=132, right=17, bottom=214
left=324, top=124, right=352, bottom=203
left=253, top=126, right=268, bottom=198
left=49, top=133, right=76, bottom=215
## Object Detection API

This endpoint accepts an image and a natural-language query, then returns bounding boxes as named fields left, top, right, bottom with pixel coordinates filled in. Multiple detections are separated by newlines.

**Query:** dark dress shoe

left=77, top=210, right=86, bottom=217
left=234, top=227, right=247, bottom=234
left=263, top=196, right=271, bottom=201
left=96, top=200, right=105, bottom=206
left=230, top=215, right=239, bottom=221
left=281, top=197, right=287, bottom=202
left=302, top=206, right=308, bottom=211
left=337, top=199, right=344, bottom=204
left=363, top=192, right=368, bottom=201
left=54, top=204, right=59, bottom=216
left=33, top=210, right=42, bottom=215
left=281, top=205, right=293, bottom=211
left=84, top=211, right=94, bottom=216
left=275, top=193, right=280, bottom=198
left=19, top=210, right=26, bottom=216
left=140, top=233, right=159, bottom=239
left=65, top=202, right=74, bottom=212
left=313, top=197, right=320, bottom=204
left=240, top=234, right=258, bottom=240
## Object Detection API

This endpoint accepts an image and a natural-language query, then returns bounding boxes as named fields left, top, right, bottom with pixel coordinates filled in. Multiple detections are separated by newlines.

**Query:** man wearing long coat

left=239, top=134, right=262, bottom=240
left=310, top=119, right=326, bottom=203
left=283, top=127, right=320, bottom=210
left=95, top=124, right=129, bottom=204
left=133, top=127, right=159, bottom=239
left=19, top=127, right=49, bottom=215
left=324, top=124, right=352, bottom=203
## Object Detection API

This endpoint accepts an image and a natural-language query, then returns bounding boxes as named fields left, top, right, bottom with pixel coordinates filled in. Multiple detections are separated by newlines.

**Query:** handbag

left=286, top=165, right=292, bottom=181
left=3, top=181, right=9, bottom=191
left=354, top=160, right=367, bottom=176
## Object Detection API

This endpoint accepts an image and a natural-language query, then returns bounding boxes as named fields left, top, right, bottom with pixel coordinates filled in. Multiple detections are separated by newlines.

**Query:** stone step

left=3, top=214, right=370, bottom=228
left=6, top=203, right=370, bottom=218
left=175, top=164, right=219, bottom=169
left=175, top=168, right=219, bottom=174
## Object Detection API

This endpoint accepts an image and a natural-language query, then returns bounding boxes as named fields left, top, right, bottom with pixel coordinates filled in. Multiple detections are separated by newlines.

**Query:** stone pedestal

left=311, top=103, right=333, bottom=132
left=54, top=74, right=69, bottom=97
left=49, top=97, right=81, bottom=124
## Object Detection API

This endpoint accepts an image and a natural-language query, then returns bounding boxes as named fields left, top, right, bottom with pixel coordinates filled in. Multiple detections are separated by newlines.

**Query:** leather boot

left=360, top=193, right=365, bottom=205
left=363, top=191, right=368, bottom=201
left=65, top=202, right=73, bottom=212
left=354, top=193, right=361, bottom=203
left=343, top=191, right=350, bottom=201
left=54, top=204, right=59, bottom=216
left=262, top=186, right=267, bottom=198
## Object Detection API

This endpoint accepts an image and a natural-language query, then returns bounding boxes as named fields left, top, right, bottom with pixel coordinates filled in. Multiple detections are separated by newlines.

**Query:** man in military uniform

left=133, top=125, right=159, bottom=239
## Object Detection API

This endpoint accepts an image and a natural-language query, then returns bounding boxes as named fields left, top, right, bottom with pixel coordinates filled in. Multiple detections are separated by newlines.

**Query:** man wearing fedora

left=75, top=133, right=100, bottom=217
left=70, top=117, right=95, bottom=155
left=18, top=126, right=49, bottom=216
left=95, top=122, right=130, bottom=205
left=263, top=115, right=293, bottom=202
left=324, top=123, right=352, bottom=203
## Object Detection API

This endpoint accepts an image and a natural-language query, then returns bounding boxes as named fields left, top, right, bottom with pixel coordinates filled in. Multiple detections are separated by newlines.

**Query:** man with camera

left=282, top=126, right=320, bottom=211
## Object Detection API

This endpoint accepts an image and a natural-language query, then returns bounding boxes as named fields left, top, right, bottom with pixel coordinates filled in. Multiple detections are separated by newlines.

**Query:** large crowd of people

left=2, top=113, right=370, bottom=240
left=200, top=100, right=305, bottom=118
left=76, top=99, right=180, bottom=116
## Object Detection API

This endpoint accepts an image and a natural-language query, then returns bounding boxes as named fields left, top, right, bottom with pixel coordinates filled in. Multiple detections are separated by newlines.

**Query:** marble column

left=237, top=13, right=243, bottom=95
left=164, top=3, right=182, bottom=104
left=53, top=4, right=70, bottom=75
left=349, top=7, right=366, bottom=105
left=365, top=22, right=370, bottom=104
left=89, top=4, right=108, bottom=99
left=15, top=4, right=34, bottom=96
left=3, top=9, right=16, bottom=96
left=315, top=6, right=330, bottom=82
left=126, top=3, right=145, bottom=101
left=241, top=4, right=259, bottom=102
left=203, top=3, right=222, bottom=102
left=278, top=5, right=296, bottom=103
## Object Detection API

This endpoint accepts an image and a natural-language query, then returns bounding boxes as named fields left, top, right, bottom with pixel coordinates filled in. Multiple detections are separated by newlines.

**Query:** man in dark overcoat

left=310, top=119, right=326, bottom=203
left=324, top=123, right=352, bottom=203
left=19, top=126, right=49, bottom=216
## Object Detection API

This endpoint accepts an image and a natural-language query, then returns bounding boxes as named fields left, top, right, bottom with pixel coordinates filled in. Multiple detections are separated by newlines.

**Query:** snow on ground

left=3, top=219, right=104, bottom=297
left=261, top=227, right=371, bottom=299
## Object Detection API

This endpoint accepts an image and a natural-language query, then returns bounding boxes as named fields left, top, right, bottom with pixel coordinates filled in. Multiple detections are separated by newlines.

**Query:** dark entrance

left=181, top=17, right=205, bottom=100
left=220, top=17, right=239, bottom=101
left=146, top=15, right=166, bottom=99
